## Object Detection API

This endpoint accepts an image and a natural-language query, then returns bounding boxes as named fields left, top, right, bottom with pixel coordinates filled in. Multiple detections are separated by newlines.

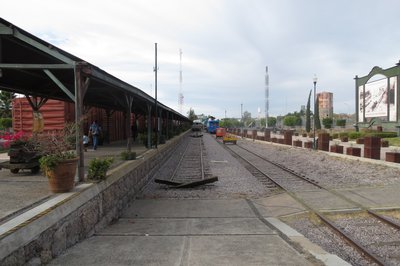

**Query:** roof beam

left=0, top=63, right=73, bottom=69
left=10, top=27, right=75, bottom=64
left=44, top=69, right=75, bottom=101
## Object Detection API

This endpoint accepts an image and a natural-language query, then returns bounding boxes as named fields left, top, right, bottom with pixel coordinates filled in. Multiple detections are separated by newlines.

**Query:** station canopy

left=0, top=17, right=184, bottom=118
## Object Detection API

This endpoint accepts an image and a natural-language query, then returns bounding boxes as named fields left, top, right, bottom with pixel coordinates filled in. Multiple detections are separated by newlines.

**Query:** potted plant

left=34, top=123, right=79, bottom=193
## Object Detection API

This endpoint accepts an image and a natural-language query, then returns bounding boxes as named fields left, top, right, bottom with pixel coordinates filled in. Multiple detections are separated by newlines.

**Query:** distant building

left=317, top=92, right=333, bottom=118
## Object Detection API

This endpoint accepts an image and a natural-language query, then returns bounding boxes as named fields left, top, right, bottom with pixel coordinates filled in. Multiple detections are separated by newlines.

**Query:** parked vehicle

left=207, top=119, right=219, bottom=134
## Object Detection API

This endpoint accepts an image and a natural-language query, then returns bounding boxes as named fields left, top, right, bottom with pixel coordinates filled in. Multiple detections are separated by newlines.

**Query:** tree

left=267, top=117, right=277, bottom=127
left=315, top=95, right=321, bottom=130
left=283, top=115, right=301, bottom=127
left=260, top=118, right=266, bottom=127
left=187, top=108, right=198, bottom=121
left=322, top=117, right=333, bottom=129
left=220, top=118, right=240, bottom=128
left=0, top=91, right=15, bottom=118
left=336, top=119, right=346, bottom=127
left=306, top=90, right=311, bottom=132
left=242, top=111, right=254, bottom=127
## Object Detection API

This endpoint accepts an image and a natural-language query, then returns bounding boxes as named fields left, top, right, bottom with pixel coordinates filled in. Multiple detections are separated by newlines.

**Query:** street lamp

left=313, top=74, right=318, bottom=149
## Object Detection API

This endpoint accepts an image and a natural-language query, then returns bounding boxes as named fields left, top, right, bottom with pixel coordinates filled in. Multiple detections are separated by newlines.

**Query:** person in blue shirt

left=89, top=120, right=100, bottom=150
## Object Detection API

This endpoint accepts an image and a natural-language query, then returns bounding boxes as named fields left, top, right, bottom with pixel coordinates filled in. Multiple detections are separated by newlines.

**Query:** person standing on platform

left=89, top=120, right=101, bottom=150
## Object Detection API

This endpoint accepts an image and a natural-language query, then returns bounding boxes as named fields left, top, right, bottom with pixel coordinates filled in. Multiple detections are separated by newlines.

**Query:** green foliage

left=306, top=90, right=311, bottom=132
left=365, top=131, right=397, bottom=138
left=348, top=132, right=363, bottom=139
left=87, top=157, right=114, bottom=180
left=322, top=117, right=333, bottom=129
left=283, top=115, right=301, bottom=127
left=120, top=151, right=136, bottom=160
left=386, top=137, right=400, bottom=146
left=220, top=118, right=240, bottom=128
left=331, top=133, right=339, bottom=139
left=267, top=117, right=277, bottom=127
left=336, top=119, right=346, bottom=127
left=0, top=91, right=15, bottom=118
left=0, top=118, right=12, bottom=129
left=39, top=151, right=77, bottom=172
left=314, top=95, right=321, bottom=130
left=187, top=108, right=198, bottom=121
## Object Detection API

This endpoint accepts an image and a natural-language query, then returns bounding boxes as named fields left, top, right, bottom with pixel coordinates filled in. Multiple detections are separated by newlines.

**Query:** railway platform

left=4, top=131, right=400, bottom=265
left=49, top=197, right=345, bottom=266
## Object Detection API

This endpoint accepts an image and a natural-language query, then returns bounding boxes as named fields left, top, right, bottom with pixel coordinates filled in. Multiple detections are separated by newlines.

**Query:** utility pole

left=154, top=43, right=158, bottom=149
left=265, top=66, right=269, bottom=128
left=178, top=49, right=183, bottom=114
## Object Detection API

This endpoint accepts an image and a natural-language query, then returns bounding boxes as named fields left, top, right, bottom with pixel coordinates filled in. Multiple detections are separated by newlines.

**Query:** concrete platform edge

left=266, top=217, right=350, bottom=266
left=0, top=132, right=188, bottom=264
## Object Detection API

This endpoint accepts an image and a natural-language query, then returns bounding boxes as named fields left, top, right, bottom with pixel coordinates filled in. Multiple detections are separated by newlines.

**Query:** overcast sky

left=3, top=0, right=400, bottom=119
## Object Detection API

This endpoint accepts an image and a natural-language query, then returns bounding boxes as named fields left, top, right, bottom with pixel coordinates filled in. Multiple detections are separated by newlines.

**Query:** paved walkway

left=0, top=141, right=148, bottom=224
left=49, top=198, right=343, bottom=265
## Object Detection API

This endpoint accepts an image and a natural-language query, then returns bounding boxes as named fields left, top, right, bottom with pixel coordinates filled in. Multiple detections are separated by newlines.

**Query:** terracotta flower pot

left=45, top=158, right=78, bottom=193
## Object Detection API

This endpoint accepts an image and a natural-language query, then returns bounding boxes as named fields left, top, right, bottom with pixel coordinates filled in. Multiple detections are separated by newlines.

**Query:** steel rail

left=169, top=137, right=191, bottom=181
left=223, top=140, right=397, bottom=266
left=199, top=137, right=205, bottom=180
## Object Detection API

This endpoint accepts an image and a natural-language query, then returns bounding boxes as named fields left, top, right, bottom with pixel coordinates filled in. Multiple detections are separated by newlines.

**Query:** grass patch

left=384, top=137, right=400, bottom=147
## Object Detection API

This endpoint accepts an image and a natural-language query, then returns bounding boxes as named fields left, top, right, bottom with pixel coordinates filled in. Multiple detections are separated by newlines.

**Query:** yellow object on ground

left=223, top=133, right=237, bottom=144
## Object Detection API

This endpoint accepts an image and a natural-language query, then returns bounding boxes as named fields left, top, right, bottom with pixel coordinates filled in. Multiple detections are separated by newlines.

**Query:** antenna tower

left=178, top=49, right=184, bottom=114
left=265, top=66, right=269, bottom=127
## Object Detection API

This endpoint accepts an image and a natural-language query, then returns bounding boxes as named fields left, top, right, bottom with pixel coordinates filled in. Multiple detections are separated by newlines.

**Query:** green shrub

left=87, top=157, right=114, bottom=180
left=365, top=132, right=397, bottom=138
left=336, top=119, right=346, bottom=127
left=348, top=132, right=363, bottom=140
left=0, top=118, right=12, bottom=129
left=322, top=117, right=333, bottom=129
left=331, top=133, right=339, bottom=139
left=120, top=151, right=136, bottom=160
left=339, top=132, right=349, bottom=138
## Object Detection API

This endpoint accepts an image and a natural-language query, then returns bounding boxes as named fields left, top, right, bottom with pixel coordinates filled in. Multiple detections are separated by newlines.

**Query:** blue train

left=206, top=119, right=219, bottom=134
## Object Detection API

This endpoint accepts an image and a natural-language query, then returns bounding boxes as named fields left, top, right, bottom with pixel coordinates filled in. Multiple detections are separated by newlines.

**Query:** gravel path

left=241, top=139, right=400, bottom=189
left=139, top=133, right=400, bottom=265
left=139, top=133, right=273, bottom=199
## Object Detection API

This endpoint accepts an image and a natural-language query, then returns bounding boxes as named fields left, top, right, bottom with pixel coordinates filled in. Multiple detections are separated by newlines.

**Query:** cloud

left=3, top=0, right=400, bottom=119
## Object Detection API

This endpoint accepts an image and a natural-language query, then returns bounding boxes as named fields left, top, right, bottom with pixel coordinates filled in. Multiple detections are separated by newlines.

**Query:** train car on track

left=191, top=119, right=203, bottom=131
left=206, top=119, right=219, bottom=134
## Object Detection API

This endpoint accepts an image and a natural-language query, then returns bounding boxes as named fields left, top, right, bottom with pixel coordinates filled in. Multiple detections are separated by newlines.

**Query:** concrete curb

left=266, top=217, right=350, bottom=266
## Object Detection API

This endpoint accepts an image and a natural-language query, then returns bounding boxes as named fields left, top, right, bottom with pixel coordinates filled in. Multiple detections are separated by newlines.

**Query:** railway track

left=155, top=135, right=212, bottom=186
left=223, top=140, right=400, bottom=266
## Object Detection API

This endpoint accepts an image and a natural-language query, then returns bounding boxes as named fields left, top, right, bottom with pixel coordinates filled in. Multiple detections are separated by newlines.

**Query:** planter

left=8, top=143, right=40, bottom=164
left=340, top=136, right=348, bottom=142
left=318, top=133, right=330, bottom=151
left=304, top=141, right=313, bottom=149
left=356, top=138, right=364, bottom=144
left=330, top=145, right=343, bottom=154
left=346, top=147, right=361, bottom=157
left=45, top=158, right=78, bottom=193
left=381, top=140, right=389, bottom=147
left=293, top=140, right=302, bottom=147
left=386, top=152, right=400, bottom=163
